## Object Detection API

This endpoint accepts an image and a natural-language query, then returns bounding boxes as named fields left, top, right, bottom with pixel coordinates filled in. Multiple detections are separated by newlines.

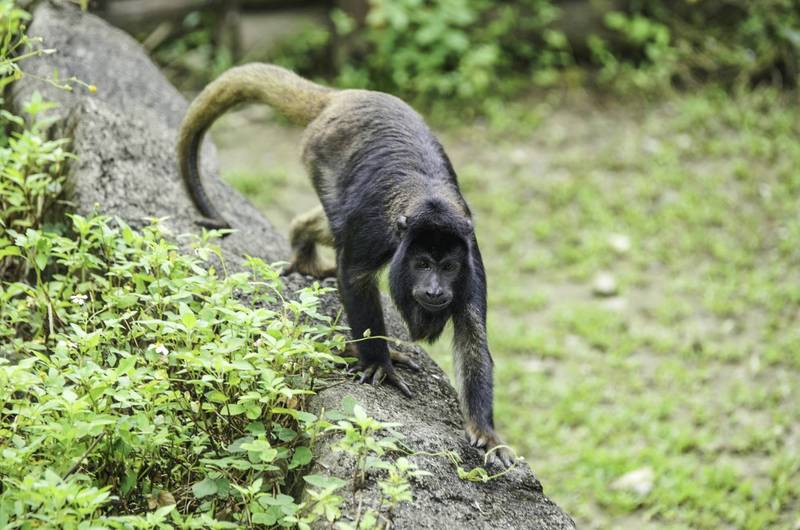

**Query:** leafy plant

left=0, top=93, right=71, bottom=281
left=0, top=212, right=357, bottom=527
left=329, top=402, right=403, bottom=489
left=594, top=1, right=800, bottom=92
left=327, top=0, right=566, bottom=110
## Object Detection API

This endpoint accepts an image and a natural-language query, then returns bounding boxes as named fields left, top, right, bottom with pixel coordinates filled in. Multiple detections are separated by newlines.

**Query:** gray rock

left=11, top=0, right=288, bottom=265
left=10, top=3, right=575, bottom=528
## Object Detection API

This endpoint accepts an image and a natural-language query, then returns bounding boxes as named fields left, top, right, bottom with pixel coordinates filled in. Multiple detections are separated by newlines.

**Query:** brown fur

left=286, top=204, right=336, bottom=277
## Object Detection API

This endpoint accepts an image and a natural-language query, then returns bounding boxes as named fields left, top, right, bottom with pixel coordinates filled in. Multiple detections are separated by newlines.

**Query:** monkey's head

left=389, top=200, right=473, bottom=342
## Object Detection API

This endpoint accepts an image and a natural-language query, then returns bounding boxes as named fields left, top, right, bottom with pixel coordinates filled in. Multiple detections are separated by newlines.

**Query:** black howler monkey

left=177, top=64, right=513, bottom=467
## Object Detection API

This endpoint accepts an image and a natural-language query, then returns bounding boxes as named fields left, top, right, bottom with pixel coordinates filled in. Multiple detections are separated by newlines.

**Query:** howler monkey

left=177, top=64, right=513, bottom=467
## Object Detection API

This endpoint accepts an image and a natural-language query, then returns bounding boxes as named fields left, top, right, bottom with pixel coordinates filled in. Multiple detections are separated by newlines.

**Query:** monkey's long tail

left=177, top=63, right=334, bottom=227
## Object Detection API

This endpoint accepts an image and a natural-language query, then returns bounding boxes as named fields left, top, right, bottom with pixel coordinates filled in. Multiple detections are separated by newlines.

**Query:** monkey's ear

left=397, top=215, right=408, bottom=232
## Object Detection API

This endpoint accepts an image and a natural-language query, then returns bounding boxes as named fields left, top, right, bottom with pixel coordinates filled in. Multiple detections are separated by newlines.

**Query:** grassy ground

left=210, top=88, right=800, bottom=530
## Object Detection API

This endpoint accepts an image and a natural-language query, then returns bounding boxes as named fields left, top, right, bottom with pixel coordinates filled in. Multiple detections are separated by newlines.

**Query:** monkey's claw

left=466, top=422, right=516, bottom=468
left=353, top=361, right=414, bottom=398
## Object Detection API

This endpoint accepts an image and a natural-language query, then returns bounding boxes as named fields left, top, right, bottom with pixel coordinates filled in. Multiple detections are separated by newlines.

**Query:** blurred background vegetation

left=93, top=0, right=800, bottom=528
left=101, top=0, right=800, bottom=108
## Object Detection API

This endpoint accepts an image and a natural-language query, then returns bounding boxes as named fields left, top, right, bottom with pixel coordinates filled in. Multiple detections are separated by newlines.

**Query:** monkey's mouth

left=417, top=299, right=450, bottom=312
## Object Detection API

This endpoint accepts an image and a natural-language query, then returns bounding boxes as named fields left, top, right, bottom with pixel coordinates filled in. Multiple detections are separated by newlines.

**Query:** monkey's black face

left=389, top=226, right=470, bottom=342
left=404, top=228, right=468, bottom=314
left=409, top=252, right=461, bottom=312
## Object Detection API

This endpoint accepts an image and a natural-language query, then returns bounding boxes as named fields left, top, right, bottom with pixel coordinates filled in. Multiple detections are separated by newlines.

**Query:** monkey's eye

left=441, top=262, right=456, bottom=272
left=415, top=260, right=431, bottom=270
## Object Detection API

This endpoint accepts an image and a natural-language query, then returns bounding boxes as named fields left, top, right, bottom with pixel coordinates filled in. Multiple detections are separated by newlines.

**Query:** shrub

left=1, top=3, right=353, bottom=526
left=594, top=0, right=800, bottom=91
left=328, top=0, right=567, bottom=109
left=0, top=210, right=353, bottom=527
left=273, top=0, right=800, bottom=102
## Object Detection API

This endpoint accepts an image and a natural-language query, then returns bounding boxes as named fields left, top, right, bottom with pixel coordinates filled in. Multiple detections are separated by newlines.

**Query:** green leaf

left=120, top=469, right=137, bottom=495
left=353, top=404, right=367, bottom=422
left=341, top=395, right=358, bottom=416
left=258, top=493, right=295, bottom=507
left=192, top=478, right=219, bottom=498
left=180, top=302, right=197, bottom=329
left=34, top=250, right=48, bottom=271
left=303, top=474, right=346, bottom=490
left=207, top=390, right=228, bottom=403
left=289, top=446, right=312, bottom=469
left=0, top=246, right=21, bottom=258
left=252, top=512, right=279, bottom=525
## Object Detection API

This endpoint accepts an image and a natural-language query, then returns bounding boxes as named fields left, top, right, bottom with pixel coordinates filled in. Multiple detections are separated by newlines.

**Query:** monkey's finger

left=370, top=365, right=385, bottom=386
left=489, top=447, right=514, bottom=468
left=468, top=431, right=486, bottom=447
left=499, top=450, right=515, bottom=468
left=389, top=350, right=421, bottom=372
left=467, top=431, right=479, bottom=446
left=358, top=365, right=377, bottom=383
left=386, top=370, right=414, bottom=398
left=347, top=362, right=363, bottom=374
left=348, top=361, right=363, bottom=374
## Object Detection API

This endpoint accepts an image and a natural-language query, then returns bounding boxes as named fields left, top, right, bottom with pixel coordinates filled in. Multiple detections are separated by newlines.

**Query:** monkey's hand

left=466, top=421, right=516, bottom=468
left=351, top=359, right=414, bottom=398
left=344, top=344, right=422, bottom=372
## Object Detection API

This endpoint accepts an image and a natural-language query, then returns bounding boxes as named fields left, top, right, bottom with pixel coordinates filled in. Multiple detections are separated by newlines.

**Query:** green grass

left=221, top=87, right=800, bottom=530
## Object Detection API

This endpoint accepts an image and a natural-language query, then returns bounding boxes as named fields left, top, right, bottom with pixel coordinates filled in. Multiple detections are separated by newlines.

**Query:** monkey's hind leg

left=285, top=205, right=337, bottom=278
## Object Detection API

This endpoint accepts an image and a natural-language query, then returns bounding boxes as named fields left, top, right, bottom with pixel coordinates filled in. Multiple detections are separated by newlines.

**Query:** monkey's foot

left=349, top=359, right=413, bottom=398
left=282, top=258, right=337, bottom=279
left=195, top=217, right=231, bottom=231
left=343, top=344, right=421, bottom=372
left=465, top=421, right=516, bottom=468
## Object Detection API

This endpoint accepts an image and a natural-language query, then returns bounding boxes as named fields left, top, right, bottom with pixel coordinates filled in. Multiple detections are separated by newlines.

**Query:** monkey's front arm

left=336, top=252, right=414, bottom=397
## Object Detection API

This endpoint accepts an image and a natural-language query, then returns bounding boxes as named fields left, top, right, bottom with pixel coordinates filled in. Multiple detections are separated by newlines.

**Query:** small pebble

left=510, top=148, right=527, bottom=165
left=611, top=467, right=654, bottom=496
left=642, top=137, right=661, bottom=155
left=592, top=272, right=618, bottom=297
left=608, top=233, right=631, bottom=254
left=603, top=297, right=628, bottom=312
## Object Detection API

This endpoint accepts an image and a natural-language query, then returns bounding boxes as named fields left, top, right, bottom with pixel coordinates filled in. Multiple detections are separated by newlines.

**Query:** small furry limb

left=453, top=301, right=515, bottom=468
left=286, top=204, right=336, bottom=278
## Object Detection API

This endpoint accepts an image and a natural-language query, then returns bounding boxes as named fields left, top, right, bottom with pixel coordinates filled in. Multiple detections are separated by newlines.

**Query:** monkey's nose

left=425, top=288, right=444, bottom=300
